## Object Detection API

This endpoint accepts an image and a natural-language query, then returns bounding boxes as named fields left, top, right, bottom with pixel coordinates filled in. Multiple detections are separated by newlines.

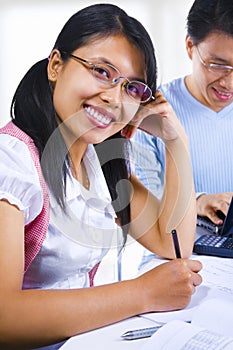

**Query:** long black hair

left=10, top=3, right=157, bottom=244
left=187, top=0, right=233, bottom=44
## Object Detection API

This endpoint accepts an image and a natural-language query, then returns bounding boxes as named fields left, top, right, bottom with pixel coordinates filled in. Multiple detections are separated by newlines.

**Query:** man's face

left=186, top=32, right=233, bottom=112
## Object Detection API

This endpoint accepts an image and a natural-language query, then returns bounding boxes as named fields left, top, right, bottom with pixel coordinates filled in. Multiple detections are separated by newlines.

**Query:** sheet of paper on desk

left=191, top=298, right=232, bottom=337
left=140, top=298, right=233, bottom=350
left=196, top=255, right=233, bottom=295
left=138, top=254, right=233, bottom=324
left=140, top=320, right=233, bottom=350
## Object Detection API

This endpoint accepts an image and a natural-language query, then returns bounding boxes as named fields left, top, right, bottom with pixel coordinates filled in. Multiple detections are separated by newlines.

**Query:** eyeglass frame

left=60, top=51, right=155, bottom=104
left=195, top=45, right=233, bottom=76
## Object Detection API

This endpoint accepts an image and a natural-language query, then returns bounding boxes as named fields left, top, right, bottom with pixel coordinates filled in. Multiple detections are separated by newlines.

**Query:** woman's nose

left=99, top=83, right=124, bottom=104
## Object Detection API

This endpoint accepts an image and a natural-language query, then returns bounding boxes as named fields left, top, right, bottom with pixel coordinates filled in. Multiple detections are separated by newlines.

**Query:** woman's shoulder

left=0, top=133, right=38, bottom=170
left=0, top=133, right=43, bottom=224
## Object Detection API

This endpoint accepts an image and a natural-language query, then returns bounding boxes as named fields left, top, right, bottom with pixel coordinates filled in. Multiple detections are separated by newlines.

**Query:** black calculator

left=193, top=234, right=233, bottom=258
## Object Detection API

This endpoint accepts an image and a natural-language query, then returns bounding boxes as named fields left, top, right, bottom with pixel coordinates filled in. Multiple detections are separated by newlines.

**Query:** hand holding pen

left=122, top=230, right=182, bottom=341
left=121, top=230, right=201, bottom=340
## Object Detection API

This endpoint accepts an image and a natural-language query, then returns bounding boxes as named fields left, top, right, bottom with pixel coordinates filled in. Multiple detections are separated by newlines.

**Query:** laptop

left=193, top=197, right=233, bottom=258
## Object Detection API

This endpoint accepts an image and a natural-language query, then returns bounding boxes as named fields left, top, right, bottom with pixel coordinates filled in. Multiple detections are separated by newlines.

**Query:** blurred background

left=0, top=0, right=194, bottom=127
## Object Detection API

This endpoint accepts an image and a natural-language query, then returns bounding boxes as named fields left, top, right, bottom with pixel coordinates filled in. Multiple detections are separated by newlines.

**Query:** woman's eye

left=94, top=66, right=111, bottom=80
left=127, top=83, right=139, bottom=96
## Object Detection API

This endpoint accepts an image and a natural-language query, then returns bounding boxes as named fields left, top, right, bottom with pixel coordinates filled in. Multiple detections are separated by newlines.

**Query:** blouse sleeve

left=0, top=134, right=43, bottom=225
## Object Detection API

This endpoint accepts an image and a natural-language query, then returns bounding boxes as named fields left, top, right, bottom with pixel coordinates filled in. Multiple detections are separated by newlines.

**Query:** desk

left=60, top=316, right=156, bottom=349
left=60, top=254, right=233, bottom=349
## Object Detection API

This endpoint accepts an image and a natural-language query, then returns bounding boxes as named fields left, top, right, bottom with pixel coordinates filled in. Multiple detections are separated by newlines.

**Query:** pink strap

left=88, top=262, right=100, bottom=287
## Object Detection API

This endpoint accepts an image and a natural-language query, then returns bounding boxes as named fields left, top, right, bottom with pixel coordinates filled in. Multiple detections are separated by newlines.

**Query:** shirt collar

left=50, top=144, right=116, bottom=217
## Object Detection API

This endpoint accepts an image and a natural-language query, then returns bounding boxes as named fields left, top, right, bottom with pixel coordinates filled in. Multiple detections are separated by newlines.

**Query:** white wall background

left=0, top=0, right=194, bottom=127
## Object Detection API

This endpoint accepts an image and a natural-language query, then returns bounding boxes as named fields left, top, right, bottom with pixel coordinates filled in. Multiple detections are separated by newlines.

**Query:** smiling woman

left=0, top=3, right=202, bottom=349
left=48, top=35, right=146, bottom=143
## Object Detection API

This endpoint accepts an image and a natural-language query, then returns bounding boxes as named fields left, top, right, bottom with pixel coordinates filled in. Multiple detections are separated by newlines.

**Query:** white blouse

left=0, top=134, right=118, bottom=290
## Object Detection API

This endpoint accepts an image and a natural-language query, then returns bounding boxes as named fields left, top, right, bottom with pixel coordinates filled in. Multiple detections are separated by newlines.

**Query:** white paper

left=141, top=320, right=233, bottom=350
left=196, top=255, right=233, bottom=295
left=137, top=254, right=233, bottom=324
left=141, top=297, right=233, bottom=350
left=191, top=298, right=233, bottom=338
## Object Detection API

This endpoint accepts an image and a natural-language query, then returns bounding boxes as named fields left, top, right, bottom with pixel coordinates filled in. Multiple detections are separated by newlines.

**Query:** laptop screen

left=221, top=197, right=233, bottom=236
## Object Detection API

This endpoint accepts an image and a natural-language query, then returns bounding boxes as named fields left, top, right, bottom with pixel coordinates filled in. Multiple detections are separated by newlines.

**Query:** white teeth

left=94, top=111, right=99, bottom=118
left=217, top=90, right=231, bottom=96
left=85, top=106, right=111, bottom=125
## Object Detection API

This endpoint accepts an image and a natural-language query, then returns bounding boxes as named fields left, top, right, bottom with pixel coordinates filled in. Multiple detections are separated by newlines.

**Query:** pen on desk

left=121, top=325, right=161, bottom=340
left=171, top=229, right=181, bottom=258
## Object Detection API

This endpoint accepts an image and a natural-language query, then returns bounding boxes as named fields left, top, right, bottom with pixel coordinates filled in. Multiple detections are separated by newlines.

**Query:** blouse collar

left=50, top=144, right=116, bottom=218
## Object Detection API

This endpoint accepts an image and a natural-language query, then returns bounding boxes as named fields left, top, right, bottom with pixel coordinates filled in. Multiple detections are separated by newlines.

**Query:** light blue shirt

left=131, top=76, right=233, bottom=267
left=132, top=76, right=233, bottom=197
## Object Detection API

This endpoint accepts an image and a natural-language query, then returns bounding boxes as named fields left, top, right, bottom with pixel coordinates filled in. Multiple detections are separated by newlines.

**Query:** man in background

left=132, top=0, right=233, bottom=265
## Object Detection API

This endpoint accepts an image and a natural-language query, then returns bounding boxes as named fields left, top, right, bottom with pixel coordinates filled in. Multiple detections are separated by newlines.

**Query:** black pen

left=121, top=325, right=161, bottom=340
left=171, top=229, right=181, bottom=258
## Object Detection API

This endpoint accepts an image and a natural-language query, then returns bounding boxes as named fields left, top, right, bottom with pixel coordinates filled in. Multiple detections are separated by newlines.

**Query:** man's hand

left=197, top=193, right=233, bottom=225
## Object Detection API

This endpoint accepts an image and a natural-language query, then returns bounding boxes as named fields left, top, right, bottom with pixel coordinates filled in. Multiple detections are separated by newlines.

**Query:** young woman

left=0, top=4, right=202, bottom=349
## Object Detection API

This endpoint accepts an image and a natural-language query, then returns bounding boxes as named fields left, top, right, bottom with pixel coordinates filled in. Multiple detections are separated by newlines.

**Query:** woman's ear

left=185, top=35, right=195, bottom=60
left=47, top=49, right=63, bottom=82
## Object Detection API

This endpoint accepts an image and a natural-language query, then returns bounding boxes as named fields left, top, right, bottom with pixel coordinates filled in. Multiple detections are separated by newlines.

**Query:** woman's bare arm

left=128, top=93, right=196, bottom=258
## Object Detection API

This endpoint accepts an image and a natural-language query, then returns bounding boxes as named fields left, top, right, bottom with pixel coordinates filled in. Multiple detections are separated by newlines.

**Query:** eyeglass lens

left=196, top=46, right=233, bottom=76
left=92, top=63, right=152, bottom=102
left=209, top=65, right=233, bottom=75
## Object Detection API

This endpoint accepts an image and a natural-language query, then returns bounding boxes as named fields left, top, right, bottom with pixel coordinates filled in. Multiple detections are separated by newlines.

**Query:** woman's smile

left=84, top=105, right=115, bottom=129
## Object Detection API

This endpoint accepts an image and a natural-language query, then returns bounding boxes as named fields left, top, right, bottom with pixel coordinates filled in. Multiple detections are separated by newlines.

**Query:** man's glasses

left=196, top=45, right=233, bottom=76
left=61, top=51, right=154, bottom=103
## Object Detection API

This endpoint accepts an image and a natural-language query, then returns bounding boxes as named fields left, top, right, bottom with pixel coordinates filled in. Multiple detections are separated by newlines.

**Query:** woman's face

left=48, top=35, right=147, bottom=144
left=186, top=32, right=233, bottom=112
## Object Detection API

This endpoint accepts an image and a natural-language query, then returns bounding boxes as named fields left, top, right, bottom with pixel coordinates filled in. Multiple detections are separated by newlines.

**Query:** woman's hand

left=121, top=91, right=186, bottom=142
left=136, top=259, right=203, bottom=313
